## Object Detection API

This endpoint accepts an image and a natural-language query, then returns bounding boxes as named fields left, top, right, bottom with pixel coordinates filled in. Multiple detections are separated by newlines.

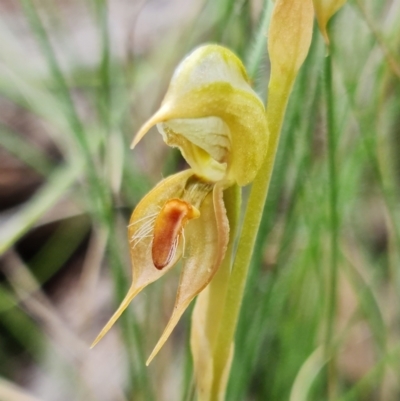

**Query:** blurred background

left=0, top=0, right=399, bottom=400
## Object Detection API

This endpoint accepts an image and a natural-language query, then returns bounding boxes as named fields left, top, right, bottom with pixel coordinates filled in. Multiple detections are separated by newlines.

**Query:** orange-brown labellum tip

left=152, top=199, right=200, bottom=270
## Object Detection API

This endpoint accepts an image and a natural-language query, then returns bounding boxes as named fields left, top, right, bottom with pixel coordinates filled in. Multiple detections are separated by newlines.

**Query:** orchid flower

left=91, top=44, right=268, bottom=365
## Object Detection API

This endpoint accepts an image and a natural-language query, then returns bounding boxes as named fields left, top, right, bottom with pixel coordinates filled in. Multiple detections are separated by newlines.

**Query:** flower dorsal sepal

left=131, top=44, right=269, bottom=186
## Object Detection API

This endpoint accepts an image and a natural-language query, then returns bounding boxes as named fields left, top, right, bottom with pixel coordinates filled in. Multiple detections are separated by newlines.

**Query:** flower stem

left=324, top=49, right=339, bottom=400
left=210, top=75, right=294, bottom=400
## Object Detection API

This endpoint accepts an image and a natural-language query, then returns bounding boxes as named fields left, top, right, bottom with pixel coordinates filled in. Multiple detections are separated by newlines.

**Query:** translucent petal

left=91, top=170, right=193, bottom=348
left=146, top=183, right=229, bottom=364
left=131, top=45, right=268, bottom=186
left=157, top=116, right=230, bottom=182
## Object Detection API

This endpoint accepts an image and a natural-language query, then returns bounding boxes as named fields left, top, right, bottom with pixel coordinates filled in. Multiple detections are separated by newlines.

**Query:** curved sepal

left=146, top=184, right=229, bottom=364
left=91, top=170, right=193, bottom=348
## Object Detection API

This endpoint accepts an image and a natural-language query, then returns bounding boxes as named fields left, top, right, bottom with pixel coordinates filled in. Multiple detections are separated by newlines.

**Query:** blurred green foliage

left=0, top=0, right=399, bottom=400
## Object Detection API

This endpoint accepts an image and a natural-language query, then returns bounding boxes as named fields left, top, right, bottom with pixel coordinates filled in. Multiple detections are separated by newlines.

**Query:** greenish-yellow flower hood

left=132, top=44, right=269, bottom=186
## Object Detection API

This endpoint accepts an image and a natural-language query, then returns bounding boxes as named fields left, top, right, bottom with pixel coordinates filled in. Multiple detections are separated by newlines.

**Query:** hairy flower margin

left=91, top=44, right=268, bottom=364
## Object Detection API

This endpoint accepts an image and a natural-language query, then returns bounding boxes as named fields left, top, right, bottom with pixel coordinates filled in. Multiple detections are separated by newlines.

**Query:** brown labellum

left=152, top=198, right=200, bottom=269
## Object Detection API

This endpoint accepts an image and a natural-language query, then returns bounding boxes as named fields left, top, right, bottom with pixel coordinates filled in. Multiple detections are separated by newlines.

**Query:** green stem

left=324, top=51, right=339, bottom=399
left=210, top=75, right=293, bottom=400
